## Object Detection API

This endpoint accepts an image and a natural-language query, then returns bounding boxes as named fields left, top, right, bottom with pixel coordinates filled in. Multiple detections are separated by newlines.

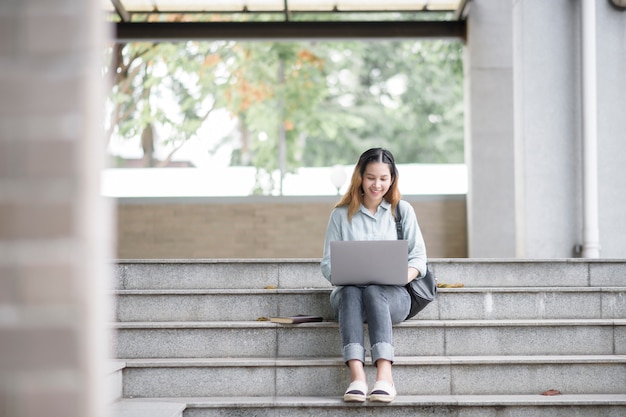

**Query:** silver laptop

left=330, top=240, right=408, bottom=286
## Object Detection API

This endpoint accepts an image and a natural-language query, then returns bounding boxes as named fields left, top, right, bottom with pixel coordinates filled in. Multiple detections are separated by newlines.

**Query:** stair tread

left=108, top=400, right=185, bottom=417
left=119, top=355, right=626, bottom=367
left=113, top=287, right=626, bottom=294
left=115, top=258, right=625, bottom=264
left=118, top=394, right=626, bottom=407
left=111, top=318, right=626, bottom=328
left=113, top=259, right=626, bottom=407
left=116, top=258, right=322, bottom=264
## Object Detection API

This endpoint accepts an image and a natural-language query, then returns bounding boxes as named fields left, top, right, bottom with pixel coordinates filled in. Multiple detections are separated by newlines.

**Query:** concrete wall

left=115, top=195, right=467, bottom=259
left=0, top=1, right=112, bottom=417
left=466, top=0, right=626, bottom=258
left=596, top=0, right=626, bottom=258
left=512, top=0, right=583, bottom=257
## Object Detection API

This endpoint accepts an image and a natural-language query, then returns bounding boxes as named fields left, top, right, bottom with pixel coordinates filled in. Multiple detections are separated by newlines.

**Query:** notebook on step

left=330, top=240, right=408, bottom=286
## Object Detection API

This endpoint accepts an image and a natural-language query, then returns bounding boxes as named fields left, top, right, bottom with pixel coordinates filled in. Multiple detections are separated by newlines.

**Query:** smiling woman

left=320, top=147, right=428, bottom=402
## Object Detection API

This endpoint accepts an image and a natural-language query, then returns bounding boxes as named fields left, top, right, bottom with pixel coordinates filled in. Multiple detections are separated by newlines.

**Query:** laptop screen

left=330, top=240, right=408, bottom=286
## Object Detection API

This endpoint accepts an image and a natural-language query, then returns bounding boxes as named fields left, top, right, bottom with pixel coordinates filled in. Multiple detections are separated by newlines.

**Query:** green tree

left=104, top=36, right=464, bottom=192
left=300, top=39, right=464, bottom=166
left=217, top=42, right=330, bottom=193
left=103, top=39, right=232, bottom=167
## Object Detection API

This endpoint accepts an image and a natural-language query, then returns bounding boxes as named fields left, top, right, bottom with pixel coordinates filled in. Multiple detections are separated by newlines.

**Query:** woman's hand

left=407, top=267, right=419, bottom=283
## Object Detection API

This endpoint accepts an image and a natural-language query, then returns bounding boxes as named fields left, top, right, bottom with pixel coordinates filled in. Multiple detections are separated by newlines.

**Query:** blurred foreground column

left=0, top=1, right=113, bottom=417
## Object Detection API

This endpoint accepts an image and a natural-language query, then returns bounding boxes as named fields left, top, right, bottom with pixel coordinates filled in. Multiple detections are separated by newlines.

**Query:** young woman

left=320, top=148, right=427, bottom=403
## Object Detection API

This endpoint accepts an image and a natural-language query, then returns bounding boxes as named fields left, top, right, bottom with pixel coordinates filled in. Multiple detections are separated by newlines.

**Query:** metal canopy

left=107, top=0, right=470, bottom=41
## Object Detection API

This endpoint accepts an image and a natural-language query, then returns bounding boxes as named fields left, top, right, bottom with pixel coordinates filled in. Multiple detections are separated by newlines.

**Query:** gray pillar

left=596, top=1, right=626, bottom=258
left=512, top=0, right=582, bottom=258
left=465, top=0, right=516, bottom=257
left=0, top=1, right=112, bottom=417
left=468, top=0, right=626, bottom=258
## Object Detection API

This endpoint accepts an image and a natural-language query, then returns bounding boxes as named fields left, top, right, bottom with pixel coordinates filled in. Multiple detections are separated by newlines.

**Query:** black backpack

left=394, top=206, right=437, bottom=319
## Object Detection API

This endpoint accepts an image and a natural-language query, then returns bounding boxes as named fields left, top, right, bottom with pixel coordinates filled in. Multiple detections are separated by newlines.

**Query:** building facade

left=466, top=0, right=626, bottom=258
left=1, top=2, right=625, bottom=417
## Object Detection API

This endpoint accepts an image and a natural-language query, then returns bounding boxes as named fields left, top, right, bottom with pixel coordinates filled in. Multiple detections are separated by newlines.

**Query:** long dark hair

left=335, top=148, right=401, bottom=220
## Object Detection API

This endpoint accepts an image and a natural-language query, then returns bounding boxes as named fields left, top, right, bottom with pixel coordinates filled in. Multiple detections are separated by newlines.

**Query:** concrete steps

left=113, top=259, right=626, bottom=289
left=109, top=259, right=626, bottom=416
left=120, top=356, right=626, bottom=397
left=113, top=287, right=626, bottom=321
left=112, top=319, right=626, bottom=358
left=115, top=395, right=626, bottom=417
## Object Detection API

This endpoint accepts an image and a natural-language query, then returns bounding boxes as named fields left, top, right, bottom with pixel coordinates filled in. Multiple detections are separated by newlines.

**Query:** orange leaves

left=221, top=45, right=324, bottom=116
left=203, top=54, right=221, bottom=67
left=297, top=49, right=324, bottom=70
left=226, top=72, right=273, bottom=112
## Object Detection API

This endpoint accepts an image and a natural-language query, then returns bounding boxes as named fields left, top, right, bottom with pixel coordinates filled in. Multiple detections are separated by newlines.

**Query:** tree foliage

left=300, top=40, right=464, bottom=166
left=219, top=42, right=329, bottom=192
left=103, top=34, right=464, bottom=192
left=103, top=39, right=232, bottom=166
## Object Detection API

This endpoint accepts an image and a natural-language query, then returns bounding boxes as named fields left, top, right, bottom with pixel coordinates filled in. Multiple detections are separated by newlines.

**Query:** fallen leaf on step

left=264, top=285, right=277, bottom=290
left=437, top=283, right=464, bottom=288
left=256, top=317, right=269, bottom=321
left=541, top=389, right=561, bottom=396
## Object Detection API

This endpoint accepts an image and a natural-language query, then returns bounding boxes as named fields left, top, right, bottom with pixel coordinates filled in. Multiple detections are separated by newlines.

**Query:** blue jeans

left=330, top=285, right=410, bottom=365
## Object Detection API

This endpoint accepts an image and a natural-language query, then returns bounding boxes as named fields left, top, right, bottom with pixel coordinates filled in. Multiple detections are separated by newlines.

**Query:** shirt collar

left=359, top=198, right=391, bottom=216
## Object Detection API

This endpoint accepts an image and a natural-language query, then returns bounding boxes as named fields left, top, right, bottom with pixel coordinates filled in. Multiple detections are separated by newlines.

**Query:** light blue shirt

left=320, top=199, right=428, bottom=282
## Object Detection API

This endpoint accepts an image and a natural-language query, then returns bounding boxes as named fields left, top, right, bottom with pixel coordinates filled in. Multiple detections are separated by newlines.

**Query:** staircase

left=107, top=259, right=626, bottom=416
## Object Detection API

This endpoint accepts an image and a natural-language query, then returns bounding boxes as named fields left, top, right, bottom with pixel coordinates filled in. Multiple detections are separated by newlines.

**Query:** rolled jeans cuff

left=342, top=343, right=365, bottom=364
left=371, top=342, right=394, bottom=365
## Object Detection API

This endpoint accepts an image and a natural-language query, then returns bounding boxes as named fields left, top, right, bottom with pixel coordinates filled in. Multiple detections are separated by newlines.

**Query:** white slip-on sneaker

left=369, top=380, right=397, bottom=403
left=343, top=380, right=368, bottom=402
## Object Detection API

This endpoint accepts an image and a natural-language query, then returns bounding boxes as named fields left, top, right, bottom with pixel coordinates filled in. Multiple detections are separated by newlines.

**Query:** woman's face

left=361, top=162, right=392, bottom=204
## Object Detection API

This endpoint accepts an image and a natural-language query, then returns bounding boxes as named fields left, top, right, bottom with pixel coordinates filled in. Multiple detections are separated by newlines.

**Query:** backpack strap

left=394, top=205, right=403, bottom=240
